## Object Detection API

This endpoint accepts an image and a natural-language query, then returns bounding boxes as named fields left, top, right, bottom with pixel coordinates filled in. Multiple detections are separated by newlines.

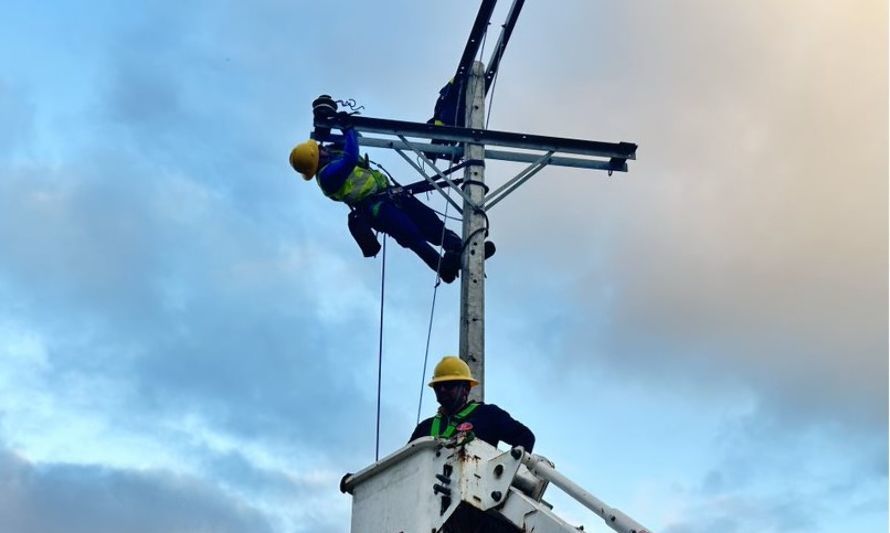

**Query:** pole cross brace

left=393, top=141, right=473, bottom=215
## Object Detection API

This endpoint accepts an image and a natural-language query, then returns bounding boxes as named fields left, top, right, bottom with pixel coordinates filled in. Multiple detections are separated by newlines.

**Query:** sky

left=0, top=1, right=886, bottom=532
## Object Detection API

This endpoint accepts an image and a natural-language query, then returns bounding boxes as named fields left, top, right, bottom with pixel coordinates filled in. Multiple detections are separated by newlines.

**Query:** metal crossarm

left=456, top=0, right=499, bottom=82
left=315, top=115, right=637, bottom=165
left=484, top=149, right=625, bottom=172
left=318, top=132, right=627, bottom=173
left=313, top=133, right=465, bottom=160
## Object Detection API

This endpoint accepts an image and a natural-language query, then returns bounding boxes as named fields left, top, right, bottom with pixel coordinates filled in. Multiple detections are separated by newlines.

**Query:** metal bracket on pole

left=484, top=151, right=554, bottom=210
left=396, top=135, right=481, bottom=212
left=393, top=149, right=466, bottom=215
left=316, top=133, right=465, bottom=161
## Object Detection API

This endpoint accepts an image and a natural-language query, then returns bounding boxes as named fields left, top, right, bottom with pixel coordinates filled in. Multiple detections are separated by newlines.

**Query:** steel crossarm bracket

left=397, top=135, right=476, bottom=208
left=455, top=0, right=498, bottom=82
left=484, top=149, right=626, bottom=172
left=315, top=131, right=625, bottom=172
left=393, top=148, right=465, bottom=215
left=312, top=132, right=465, bottom=160
left=392, top=139, right=475, bottom=214
left=484, top=0, right=526, bottom=93
left=315, top=115, right=637, bottom=166
left=484, top=150, right=553, bottom=210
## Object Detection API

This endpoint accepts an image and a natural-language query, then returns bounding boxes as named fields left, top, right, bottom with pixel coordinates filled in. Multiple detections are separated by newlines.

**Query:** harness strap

left=430, top=402, right=480, bottom=439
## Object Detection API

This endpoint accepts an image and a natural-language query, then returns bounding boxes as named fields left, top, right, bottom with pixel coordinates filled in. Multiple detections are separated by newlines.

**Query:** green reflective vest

left=430, top=402, right=479, bottom=439
left=318, top=164, right=389, bottom=205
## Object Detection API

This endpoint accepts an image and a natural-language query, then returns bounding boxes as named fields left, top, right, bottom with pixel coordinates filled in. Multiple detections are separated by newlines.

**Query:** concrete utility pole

left=310, top=0, right=636, bottom=402
left=459, top=62, right=487, bottom=403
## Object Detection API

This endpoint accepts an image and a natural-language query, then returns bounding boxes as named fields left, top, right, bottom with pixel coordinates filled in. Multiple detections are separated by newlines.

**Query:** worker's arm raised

left=317, top=127, right=359, bottom=195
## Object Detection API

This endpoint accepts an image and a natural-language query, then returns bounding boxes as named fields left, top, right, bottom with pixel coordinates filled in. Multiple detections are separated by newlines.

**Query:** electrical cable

left=485, top=43, right=503, bottom=129
left=416, top=160, right=456, bottom=424
left=375, top=236, right=387, bottom=461
left=414, top=68, right=485, bottom=421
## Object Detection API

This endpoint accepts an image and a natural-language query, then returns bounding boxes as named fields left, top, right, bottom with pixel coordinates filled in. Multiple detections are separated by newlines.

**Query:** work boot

left=439, top=264, right=458, bottom=284
left=439, top=251, right=461, bottom=284
left=484, top=241, right=496, bottom=260
left=443, top=250, right=460, bottom=271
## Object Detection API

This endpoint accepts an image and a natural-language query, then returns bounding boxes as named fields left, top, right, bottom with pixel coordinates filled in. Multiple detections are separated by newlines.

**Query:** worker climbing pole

left=290, top=96, right=497, bottom=285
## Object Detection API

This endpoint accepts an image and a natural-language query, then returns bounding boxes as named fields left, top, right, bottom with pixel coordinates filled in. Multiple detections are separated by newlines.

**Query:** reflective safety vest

left=430, top=402, right=479, bottom=439
left=319, top=164, right=389, bottom=205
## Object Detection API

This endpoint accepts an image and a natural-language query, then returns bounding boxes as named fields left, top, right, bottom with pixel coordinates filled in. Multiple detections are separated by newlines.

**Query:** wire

left=336, top=98, right=365, bottom=113
left=485, top=43, right=503, bottom=129
left=375, top=235, right=387, bottom=462
left=417, top=160, right=456, bottom=423
left=415, top=70, right=485, bottom=421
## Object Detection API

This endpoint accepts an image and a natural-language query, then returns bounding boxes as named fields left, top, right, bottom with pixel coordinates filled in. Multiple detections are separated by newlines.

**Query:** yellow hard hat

left=428, top=356, right=479, bottom=388
left=289, top=140, right=319, bottom=180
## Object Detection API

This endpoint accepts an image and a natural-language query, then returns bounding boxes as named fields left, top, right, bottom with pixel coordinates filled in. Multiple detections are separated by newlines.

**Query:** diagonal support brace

left=394, top=149, right=465, bottom=215
left=395, top=135, right=482, bottom=213
left=484, top=151, right=554, bottom=209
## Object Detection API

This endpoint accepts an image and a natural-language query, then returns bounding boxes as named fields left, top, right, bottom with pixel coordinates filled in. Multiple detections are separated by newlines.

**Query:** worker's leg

left=398, top=195, right=462, bottom=252
left=347, top=209, right=381, bottom=257
left=369, top=200, right=443, bottom=273
left=397, top=194, right=496, bottom=269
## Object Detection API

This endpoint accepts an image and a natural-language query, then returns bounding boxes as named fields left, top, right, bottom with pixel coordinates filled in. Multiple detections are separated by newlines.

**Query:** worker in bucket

left=289, top=123, right=494, bottom=283
left=411, top=356, right=535, bottom=452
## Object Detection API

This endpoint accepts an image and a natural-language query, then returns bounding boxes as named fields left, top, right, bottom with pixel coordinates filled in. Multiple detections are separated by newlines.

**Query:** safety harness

left=430, top=401, right=479, bottom=439
left=317, top=164, right=389, bottom=206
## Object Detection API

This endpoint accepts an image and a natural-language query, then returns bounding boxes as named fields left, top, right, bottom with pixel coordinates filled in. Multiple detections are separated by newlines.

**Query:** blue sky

left=0, top=1, right=886, bottom=532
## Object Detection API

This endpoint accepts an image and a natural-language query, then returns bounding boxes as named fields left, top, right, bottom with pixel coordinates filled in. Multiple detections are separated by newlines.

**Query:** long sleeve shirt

left=410, top=402, right=536, bottom=452
left=317, top=127, right=359, bottom=196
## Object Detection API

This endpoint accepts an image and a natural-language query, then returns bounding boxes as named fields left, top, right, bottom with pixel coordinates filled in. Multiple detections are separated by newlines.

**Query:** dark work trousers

left=363, top=194, right=462, bottom=272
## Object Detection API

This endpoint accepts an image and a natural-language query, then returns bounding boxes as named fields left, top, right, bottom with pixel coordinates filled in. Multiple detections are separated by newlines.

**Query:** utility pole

left=311, top=0, right=636, bottom=404
left=459, top=62, right=487, bottom=402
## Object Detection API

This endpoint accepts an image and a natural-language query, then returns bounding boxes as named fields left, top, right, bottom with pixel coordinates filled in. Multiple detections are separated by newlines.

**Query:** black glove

left=334, top=111, right=353, bottom=125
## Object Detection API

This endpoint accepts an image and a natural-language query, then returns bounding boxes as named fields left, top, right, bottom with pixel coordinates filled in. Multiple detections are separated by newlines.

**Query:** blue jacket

left=317, top=127, right=360, bottom=196
left=410, top=402, right=536, bottom=452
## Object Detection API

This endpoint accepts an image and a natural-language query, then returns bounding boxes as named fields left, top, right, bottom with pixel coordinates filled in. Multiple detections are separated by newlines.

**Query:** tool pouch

left=347, top=209, right=381, bottom=257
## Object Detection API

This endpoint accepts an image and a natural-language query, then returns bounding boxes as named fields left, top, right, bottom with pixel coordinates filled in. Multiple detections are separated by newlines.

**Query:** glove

left=334, top=111, right=353, bottom=125
left=334, top=112, right=354, bottom=132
